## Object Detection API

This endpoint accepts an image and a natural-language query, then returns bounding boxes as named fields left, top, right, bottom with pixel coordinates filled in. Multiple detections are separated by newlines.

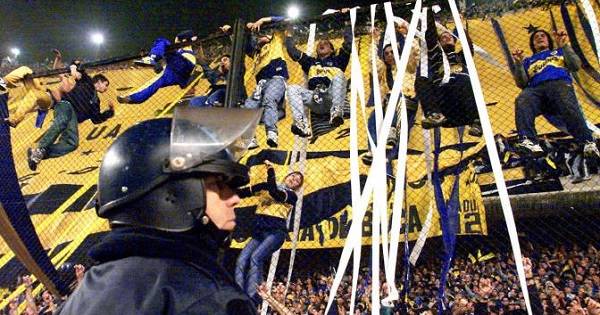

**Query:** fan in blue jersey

left=235, top=160, right=304, bottom=304
left=117, top=30, right=197, bottom=105
left=285, top=10, right=352, bottom=138
left=511, top=29, right=599, bottom=158
left=244, top=16, right=289, bottom=149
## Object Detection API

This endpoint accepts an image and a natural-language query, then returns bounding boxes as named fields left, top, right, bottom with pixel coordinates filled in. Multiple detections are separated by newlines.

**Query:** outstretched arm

left=511, top=48, right=529, bottom=89
left=69, top=60, right=82, bottom=80
left=264, top=161, right=287, bottom=202
left=264, top=160, right=298, bottom=205
left=555, top=29, right=581, bottom=72
left=22, top=275, right=39, bottom=313
left=74, top=264, right=86, bottom=287
left=53, top=49, right=82, bottom=80
left=523, top=257, right=544, bottom=314
left=284, top=29, right=303, bottom=61
left=425, top=8, right=439, bottom=51
left=246, top=16, right=286, bottom=32
left=340, top=23, right=353, bottom=54
left=256, top=283, right=294, bottom=315
left=52, top=49, right=63, bottom=69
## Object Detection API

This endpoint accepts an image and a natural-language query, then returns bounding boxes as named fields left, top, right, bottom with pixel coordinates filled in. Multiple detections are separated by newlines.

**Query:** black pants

left=416, top=75, right=479, bottom=127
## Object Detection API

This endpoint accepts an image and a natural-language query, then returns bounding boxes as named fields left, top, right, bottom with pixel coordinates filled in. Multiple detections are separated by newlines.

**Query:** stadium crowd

left=1, top=242, right=598, bottom=314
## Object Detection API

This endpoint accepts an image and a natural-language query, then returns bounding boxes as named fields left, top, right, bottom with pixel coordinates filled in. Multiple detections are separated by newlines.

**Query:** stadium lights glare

left=287, top=5, right=300, bottom=19
left=91, top=32, right=105, bottom=45
left=10, top=48, right=20, bottom=57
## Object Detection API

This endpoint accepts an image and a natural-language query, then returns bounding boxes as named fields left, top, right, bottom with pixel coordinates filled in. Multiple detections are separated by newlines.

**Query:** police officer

left=55, top=107, right=263, bottom=315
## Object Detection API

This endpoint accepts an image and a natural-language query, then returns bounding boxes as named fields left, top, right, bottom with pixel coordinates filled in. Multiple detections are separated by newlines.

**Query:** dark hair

left=176, top=29, right=196, bottom=42
left=92, top=74, right=109, bottom=85
left=529, top=30, right=554, bottom=53
left=382, top=43, right=393, bottom=59
left=286, top=171, right=304, bottom=191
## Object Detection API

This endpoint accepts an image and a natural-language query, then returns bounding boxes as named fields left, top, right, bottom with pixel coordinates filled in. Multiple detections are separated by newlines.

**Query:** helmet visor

left=170, top=106, right=263, bottom=171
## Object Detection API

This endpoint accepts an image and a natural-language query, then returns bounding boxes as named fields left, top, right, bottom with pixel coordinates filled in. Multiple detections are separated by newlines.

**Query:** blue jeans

left=189, top=89, right=225, bottom=108
left=235, top=229, right=286, bottom=301
left=127, top=67, right=189, bottom=104
left=244, top=76, right=286, bottom=134
left=38, top=101, right=78, bottom=158
left=288, top=73, right=347, bottom=119
left=366, top=98, right=417, bottom=153
left=515, top=80, right=593, bottom=144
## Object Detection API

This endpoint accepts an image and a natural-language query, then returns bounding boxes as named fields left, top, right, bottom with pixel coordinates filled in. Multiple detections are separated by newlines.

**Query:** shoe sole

left=468, top=130, right=483, bottom=137
left=133, top=61, right=155, bottom=67
left=291, top=125, right=311, bottom=138
left=421, top=119, right=447, bottom=130
left=117, top=96, right=133, bottom=104
left=27, top=148, right=38, bottom=171
left=267, top=139, right=278, bottom=148
left=330, top=116, right=344, bottom=128
left=515, top=146, right=545, bottom=158
left=3, top=118, right=16, bottom=128
left=386, top=139, right=399, bottom=147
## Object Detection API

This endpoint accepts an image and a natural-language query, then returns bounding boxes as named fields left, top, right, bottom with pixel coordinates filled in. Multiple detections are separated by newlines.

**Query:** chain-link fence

left=0, top=1, right=599, bottom=314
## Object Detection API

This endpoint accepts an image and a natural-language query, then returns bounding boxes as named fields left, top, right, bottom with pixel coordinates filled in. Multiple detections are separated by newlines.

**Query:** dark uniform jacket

left=55, top=227, right=257, bottom=315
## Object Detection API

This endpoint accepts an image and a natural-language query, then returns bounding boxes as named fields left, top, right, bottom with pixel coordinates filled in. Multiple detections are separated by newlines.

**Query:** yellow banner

left=232, top=163, right=487, bottom=249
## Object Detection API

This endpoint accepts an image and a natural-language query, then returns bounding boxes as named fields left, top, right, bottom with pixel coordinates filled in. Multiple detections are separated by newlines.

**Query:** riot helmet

left=96, top=106, right=263, bottom=232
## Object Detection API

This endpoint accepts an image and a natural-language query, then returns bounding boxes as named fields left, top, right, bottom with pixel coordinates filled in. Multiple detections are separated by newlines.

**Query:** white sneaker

left=266, top=131, right=278, bottom=148
left=515, top=138, right=544, bottom=156
left=133, top=56, right=156, bottom=66
left=27, top=147, right=45, bottom=171
left=291, top=117, right=311, bottom=138
left=248, top=137, right=259, bottom=150
left=421, top=112, right=447, bottom=129
left=583, top=141, right=600, bottom=158
left=329, top=107, right=344, bottom=127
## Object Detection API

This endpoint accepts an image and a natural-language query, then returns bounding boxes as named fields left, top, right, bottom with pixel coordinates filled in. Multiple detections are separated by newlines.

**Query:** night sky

left=1, top=0, right=382, bottom=63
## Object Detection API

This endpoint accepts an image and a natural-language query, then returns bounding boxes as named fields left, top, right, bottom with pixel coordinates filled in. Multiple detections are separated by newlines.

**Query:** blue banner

left=0, top=93, right=68, bottom=296
left=433, top=128, right=462, bottom=313
left=490, top=18, right=515, bottom=74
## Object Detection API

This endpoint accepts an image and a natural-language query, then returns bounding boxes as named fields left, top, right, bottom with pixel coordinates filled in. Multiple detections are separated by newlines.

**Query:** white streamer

left=447, top=1, right=533, bottom=314
left=381, top=0, right=423, bottom=306
left=441, top=47, right=452, bottom=84
left=420, top=8, right=429, bottom=78
left=326, top=6, right=370, bottom=315
left=580, top=0, right=600, bottom=67
left=260, top=23, right=316, bottom=315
